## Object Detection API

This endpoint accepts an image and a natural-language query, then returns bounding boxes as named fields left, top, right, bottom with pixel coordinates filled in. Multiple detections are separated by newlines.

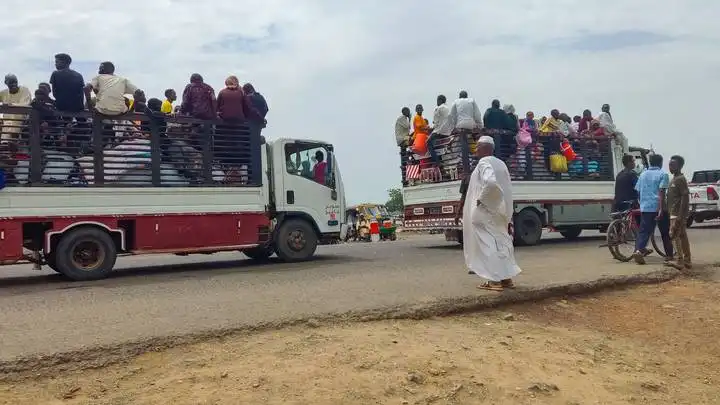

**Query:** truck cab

left=262, top=139, right=345, bottom=259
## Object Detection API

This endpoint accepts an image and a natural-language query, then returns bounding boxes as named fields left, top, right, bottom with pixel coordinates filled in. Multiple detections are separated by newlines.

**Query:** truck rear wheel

left=275, top=219, right=318, bottom=261
left=54, top=227, right=118, bottom=281
left=686, top=215, right=694, bottom=228
left=514, top=209, right=543, bottom=246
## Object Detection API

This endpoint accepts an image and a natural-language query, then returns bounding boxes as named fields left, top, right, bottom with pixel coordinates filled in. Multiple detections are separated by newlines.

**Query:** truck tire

left=243, top=245, right=274, bottom=261
left=275, top=219, right=318, bottom=262
left=514, top=209, right=543, bottom=246
left=686, top=215, right=694, bottom=229
left=559, top=226, right=582, bottom=240
left=44, top=252, right=61, bottom=273
left=54, top=227, right=118, bottom=281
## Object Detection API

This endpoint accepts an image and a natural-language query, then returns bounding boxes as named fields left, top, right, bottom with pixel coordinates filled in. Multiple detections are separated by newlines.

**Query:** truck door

left=275, top=140, right=343, bottom=237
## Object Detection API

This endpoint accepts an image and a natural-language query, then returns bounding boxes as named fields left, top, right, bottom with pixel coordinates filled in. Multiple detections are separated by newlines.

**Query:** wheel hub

left=287, top=229, right=306, bottom=251
left=71, top=240, right=105, bottom=271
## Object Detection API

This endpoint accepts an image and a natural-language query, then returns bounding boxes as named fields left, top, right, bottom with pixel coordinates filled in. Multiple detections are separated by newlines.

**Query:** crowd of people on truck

left=0, top=53, right=270, bottom=186
left=394, top=90, right=626, bottom=184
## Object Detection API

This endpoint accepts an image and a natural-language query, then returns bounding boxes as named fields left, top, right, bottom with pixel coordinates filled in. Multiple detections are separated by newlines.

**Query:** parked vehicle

left=687, top=170, right=720, bottom=227
left=0, top=105, right=346, bottom=280
left=345, top=203, right=397, bottom=241
left=399, top=127, right=651, bottom=246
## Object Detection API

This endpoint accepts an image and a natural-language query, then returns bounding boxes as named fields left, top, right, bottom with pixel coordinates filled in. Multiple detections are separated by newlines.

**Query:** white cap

left=477, top=135, right=495, bottom=146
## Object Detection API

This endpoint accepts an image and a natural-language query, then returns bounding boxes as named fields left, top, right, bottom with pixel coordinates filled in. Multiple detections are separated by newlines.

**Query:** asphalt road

left=1, top=226, right=719, bottom=362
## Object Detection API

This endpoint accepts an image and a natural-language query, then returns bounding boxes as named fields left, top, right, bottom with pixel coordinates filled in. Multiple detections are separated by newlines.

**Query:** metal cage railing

left=0, top=105, right=263, bottom=187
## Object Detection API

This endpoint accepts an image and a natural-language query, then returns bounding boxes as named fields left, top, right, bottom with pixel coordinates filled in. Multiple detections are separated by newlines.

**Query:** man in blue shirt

left=633, top=154, right=673, bottom=264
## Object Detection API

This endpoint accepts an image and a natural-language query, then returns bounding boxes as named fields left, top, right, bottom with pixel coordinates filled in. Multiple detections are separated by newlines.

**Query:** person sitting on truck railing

left=577, top=109, right=593, bottom=132
left=483, top=99, right=507, bottom=130
left=50, top=53, right=84, bottom=114
left=161, top=89, right=176, bottom=114
left=180, top=73, right=217, bottom=120
left=243, top=83, right=270, bottom=128
left=0, top=74, right=32, bottom=141
left=395, top=107, right=411, bottom=150
left=410, top=104, right=429, bottom=155
left=85, top=62, right=139, bottom=116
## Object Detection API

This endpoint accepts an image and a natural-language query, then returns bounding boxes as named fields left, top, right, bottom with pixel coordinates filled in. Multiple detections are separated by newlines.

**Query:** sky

left=2, top=0, right=719, bottom=204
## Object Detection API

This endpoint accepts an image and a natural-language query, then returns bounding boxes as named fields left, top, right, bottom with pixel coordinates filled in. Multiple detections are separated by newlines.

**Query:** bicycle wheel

left=650, top=227, right=668, bottom=258
left=606, top=218, right=636, bottom=262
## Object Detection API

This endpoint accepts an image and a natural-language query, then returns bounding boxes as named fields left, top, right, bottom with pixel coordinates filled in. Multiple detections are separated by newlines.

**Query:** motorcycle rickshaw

left=345, top=203, right=397, bottom=242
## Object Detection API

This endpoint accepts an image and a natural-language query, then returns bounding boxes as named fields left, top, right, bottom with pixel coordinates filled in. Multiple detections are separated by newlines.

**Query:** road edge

left=0, top=267, right=680, bottom=380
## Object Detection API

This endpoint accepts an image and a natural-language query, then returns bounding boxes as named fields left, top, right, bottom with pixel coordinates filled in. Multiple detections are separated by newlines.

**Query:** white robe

left=463, top=156, right=522, bottom=281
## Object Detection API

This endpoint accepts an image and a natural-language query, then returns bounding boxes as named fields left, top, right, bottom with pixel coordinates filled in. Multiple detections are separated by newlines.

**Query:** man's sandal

left=477, top=282, right=504, bottom=291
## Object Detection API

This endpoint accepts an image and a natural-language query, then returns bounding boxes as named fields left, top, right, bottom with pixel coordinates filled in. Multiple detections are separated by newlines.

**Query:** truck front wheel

left=275, top=219, right=318, bottom=261
left=54, top=227, right=118, bottom=281
left=243, top=245, right=274, bottom=261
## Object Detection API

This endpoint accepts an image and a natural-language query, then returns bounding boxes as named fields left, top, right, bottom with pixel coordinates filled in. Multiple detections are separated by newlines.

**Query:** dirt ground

left=2, top=277, right=719, bottom=405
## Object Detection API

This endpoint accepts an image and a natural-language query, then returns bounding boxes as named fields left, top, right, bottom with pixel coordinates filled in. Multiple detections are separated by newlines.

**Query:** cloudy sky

left=3, top=0, right=718, bottom=204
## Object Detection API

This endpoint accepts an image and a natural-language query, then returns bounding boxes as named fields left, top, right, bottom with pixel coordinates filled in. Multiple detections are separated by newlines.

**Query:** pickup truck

left=688, top=170, right=720, bottom=227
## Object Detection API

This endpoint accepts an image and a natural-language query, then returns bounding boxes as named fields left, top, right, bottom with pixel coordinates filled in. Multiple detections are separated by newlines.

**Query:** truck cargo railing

left=0, top=105, right=263, bottom=187
left=400, top=128, right=616, bottom=185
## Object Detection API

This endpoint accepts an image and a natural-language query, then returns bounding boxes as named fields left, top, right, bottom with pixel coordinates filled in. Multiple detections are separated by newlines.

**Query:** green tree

left=385, top=188, right=403, bottom=214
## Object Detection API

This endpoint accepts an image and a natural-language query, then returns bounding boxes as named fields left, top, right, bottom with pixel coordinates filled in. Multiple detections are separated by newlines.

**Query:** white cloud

left=3, top=0, right=719, bottom=203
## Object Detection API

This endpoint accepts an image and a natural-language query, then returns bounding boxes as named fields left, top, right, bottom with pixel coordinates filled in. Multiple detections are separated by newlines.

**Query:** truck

left=0, top=105, right=346, bottom=280
left=401, top=129, right=649, bottom=245
left=688, top=169, right=720, bottom=227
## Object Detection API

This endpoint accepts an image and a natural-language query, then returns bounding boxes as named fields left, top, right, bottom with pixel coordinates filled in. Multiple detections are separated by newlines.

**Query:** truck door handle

left=287, top=190, right=294, bottom=204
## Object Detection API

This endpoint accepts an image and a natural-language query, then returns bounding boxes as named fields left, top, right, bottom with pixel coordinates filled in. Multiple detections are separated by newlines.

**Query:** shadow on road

left=0, top=254, right=368, bottom=293
left=422, top=234, right=606, bottom=250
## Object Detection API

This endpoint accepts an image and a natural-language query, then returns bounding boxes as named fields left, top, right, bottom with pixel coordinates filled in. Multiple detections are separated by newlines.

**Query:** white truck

left=688, top=170, right=720, bottom=227
left=0, top=105, right=346, bottom=280
left=401, top=131, right=649, bottom=245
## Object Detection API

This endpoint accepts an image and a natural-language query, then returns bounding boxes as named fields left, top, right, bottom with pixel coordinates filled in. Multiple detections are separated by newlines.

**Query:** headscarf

left=502, top=104, right=515, bottom=114
left=225, top=75, right=239, bottom=89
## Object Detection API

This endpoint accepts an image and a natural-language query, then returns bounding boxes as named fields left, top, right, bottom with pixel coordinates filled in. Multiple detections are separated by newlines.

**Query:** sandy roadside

left=1, top=272, right=718, bottom=405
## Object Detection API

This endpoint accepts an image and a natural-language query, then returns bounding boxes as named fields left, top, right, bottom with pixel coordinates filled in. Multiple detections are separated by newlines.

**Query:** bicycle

left=605, top=200, right=667, bottom=262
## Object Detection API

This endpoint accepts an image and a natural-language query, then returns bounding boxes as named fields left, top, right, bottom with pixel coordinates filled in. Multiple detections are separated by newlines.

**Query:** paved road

left=1, top=227, right=719, bottom=362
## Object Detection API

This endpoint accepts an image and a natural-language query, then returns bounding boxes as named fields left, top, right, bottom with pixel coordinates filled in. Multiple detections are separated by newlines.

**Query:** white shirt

left=90, top=74, right=138, bottom=115
left=0, top=86, right=32, bottom=106
left=598, top=111, right=616, bottom=132
left=394, top=115, right=410, bottom=146
left=432, top=104, right=452, bottom=135
left=449, top=98, right=483, bottom=130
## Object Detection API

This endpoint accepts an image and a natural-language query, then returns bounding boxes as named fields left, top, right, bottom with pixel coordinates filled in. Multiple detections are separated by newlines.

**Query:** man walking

left=633, top=154, right=673, bottom=264
left=666, top=155, right=692, bottom=270
left=462, top=136, right=521, bottom=291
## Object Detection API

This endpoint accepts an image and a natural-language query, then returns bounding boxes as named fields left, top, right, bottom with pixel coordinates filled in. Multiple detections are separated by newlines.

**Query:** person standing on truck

left=448, top=91, right=483, bottom=172
left=410, top=104, right=430, bottom=155
left=395, top=107, right=411, bottom=149
left=180, top=73, right=217, bottom=120
left=613, top=154, right=638, bottom=212
left=428, top=95, right=451, bottom=166
left=666, top=155, right=692, bottom=270
left=632, top=154, right=673, bottom=264
left=462, top=135, right=521, bottom=291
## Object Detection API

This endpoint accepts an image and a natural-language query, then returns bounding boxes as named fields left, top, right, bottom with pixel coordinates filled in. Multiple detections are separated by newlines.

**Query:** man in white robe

left=462, top=136, right=521, bottom=291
